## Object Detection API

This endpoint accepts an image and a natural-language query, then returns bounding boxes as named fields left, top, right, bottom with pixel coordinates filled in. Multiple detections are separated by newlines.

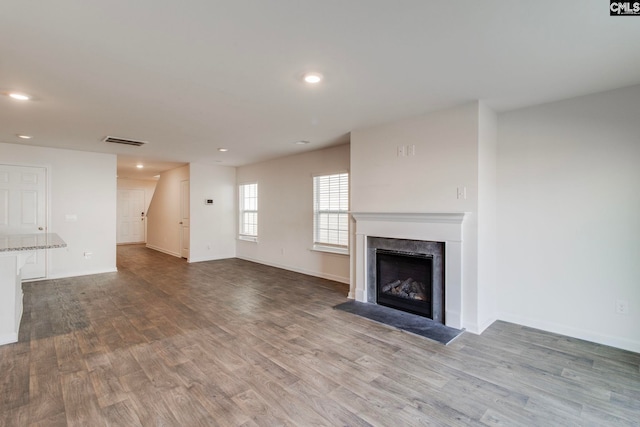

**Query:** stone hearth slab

left=334, top=300, right=464, bottom=345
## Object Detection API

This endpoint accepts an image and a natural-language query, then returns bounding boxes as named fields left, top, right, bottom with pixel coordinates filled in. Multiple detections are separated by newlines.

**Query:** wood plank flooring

left=1, top=244, right=638, bottom=426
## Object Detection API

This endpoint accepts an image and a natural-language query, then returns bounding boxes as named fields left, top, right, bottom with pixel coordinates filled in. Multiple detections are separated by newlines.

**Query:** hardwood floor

left=1, top=245, right=638, bottom=426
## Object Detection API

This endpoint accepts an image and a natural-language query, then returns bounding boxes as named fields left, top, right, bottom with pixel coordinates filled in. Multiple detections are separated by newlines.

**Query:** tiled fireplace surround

left=351, top=212, right=466, bottom=330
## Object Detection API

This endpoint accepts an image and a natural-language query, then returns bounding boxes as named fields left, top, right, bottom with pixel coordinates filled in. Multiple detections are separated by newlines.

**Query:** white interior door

left=0, top=165, right=47, bottom=280
left=180, top=180, right=190, bottom=259
left=117, top=189, right=146, bottom=244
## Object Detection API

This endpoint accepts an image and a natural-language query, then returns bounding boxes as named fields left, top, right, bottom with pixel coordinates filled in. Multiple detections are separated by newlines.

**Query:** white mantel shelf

left=350, top=212, right=467, bottom=224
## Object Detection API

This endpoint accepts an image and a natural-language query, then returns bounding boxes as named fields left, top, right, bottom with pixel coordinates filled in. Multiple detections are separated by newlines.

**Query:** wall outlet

left=397, top=145, right=416, bottom=157
left=457, top=186, right=467, bottom=200
left=83, top=251, right=92, bottom=259
left=615, top=299, right=629, bottom=315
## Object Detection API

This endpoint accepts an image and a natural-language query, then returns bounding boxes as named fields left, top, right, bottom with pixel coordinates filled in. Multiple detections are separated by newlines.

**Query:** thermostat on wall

left=205, top=199, right=214, bottom=205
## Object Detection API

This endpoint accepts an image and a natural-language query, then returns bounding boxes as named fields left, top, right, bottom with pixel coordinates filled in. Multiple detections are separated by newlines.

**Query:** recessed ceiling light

left=218, top=148, right=228, bottom=152
left=8, top=93, right=31, bottom=101
left=303, top=73, right=323, bottom=84
left=294, top=140, right=310, bottom=145
left=17, top=134, right=33, bottom=139
left=136, top=164, right=144, bottom=169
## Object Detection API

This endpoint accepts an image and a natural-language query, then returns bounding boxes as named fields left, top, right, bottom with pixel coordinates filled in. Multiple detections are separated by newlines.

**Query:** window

left=239, top=183, right=258, bottom=241
left=313, top=172, right=349, bottom=253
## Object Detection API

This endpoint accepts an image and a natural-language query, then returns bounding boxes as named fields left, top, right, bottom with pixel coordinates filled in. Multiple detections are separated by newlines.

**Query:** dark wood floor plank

left=28, top=371, right=65, bottom=424
left=100, top=399, right=143, bottom=426
left=0, top=344, right=30, bottom=411
left=60, top=370, right=105, bottom=427
left=0, top=244, right=635, bottom=426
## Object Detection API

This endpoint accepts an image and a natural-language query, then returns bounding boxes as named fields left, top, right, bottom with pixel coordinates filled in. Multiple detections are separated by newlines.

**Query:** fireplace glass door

left=376, top=249, right=433, bottom=318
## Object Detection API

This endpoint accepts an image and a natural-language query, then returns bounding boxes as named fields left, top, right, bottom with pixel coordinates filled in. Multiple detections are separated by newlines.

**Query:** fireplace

left=351, top=212, right=465, bottom=329
left=376, top=250, right=434, bottom=318
left=368, top=237, right=445, bottom=323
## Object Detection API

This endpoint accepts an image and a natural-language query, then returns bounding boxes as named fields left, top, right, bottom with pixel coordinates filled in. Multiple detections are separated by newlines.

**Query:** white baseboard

left=497, top=312, right=640, bottom=354
left=46, top=268, right=118, bottom=280
left=0, top=333, right=18, bottom=346
left=146, top=244, right=181, bottom=258
left=445, top=309, right=464, bottom=331
left=477, top=317, right=497, bottom=334
left=188, top=254, right=235, bottom=263
left=236, top=255, right=350, bottom=285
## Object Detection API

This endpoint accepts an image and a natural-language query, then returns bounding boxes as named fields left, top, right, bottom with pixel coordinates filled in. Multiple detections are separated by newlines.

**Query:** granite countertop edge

left=0, top=233, right=67, bottom=253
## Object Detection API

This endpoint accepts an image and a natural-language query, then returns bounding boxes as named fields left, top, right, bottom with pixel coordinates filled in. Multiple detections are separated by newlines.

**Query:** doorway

left=180, top=180, right=190, bottom=259
left=116, top=189, right=146, bottom=244
left=0, top=164, right=48, bottom=280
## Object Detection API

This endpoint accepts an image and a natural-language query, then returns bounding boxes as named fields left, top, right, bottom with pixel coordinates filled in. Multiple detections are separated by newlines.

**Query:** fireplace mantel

left=351, top=212, right=466, bottom=224
left=351, top=212, right=466, bottom=329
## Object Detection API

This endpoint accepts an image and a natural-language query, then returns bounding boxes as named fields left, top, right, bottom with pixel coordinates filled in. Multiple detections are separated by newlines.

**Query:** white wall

left=146, top=165, right=189, bottom=257
left=188, top=163, right=236, bottom=262
left=236, top=144, right=350, bottom=283
left=477, top=102, right=498, bottom=331
left=497, top=85, right=640, bottom=352
left=0, top=142, right=117, bottom=278
left=351, top=102, right=489, bottom=332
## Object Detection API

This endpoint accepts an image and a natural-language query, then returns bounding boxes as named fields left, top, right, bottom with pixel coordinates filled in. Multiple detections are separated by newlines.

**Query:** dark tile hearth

left=334, top=300, right=464, bottom=345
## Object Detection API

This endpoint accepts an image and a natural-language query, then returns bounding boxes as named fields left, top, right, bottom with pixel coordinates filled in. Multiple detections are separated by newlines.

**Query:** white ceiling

left=2, top=1, right=639, bottom=179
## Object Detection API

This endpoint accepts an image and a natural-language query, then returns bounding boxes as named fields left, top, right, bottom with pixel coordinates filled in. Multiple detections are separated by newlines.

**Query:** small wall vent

left=102, top=136, right=147, bottom=147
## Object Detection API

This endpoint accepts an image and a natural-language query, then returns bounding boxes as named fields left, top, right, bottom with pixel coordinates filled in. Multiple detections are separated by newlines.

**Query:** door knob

left=179, top=221, right=183, bottom=224
left=38, top=227, right=44, bottom=230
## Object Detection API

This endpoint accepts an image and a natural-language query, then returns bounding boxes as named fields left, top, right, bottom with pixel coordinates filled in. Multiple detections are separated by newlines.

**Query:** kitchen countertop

left=0, top=233, right=67, bottom=253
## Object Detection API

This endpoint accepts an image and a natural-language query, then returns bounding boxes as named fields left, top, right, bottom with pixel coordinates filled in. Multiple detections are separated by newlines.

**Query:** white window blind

left=313, top=173, right=349, bottom=249
left=239, top=183, right=258, bottom=240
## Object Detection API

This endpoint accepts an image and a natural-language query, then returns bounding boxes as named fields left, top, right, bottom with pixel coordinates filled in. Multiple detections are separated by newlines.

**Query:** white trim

left=351, top=212, right=466, bottom=224
left=352, top=211, right=467, bottom=330
left=0, top=332, right=18, bottom=346
left=146, top=244, right=181, bottom=258
left=463, top=316, right=497, bottom=335
left=311, top=169, right=349, bottom=177
left=46, top=268, right=118, bottom=280
left=310, top=245, right=349, bottom=256
left=237, top=255, right=350, bottom=284
left=314, top=172, right=349, bottom=248
left=238, top=182, right=258, bottom=240
left=188, top=255, right=235, bottom=263
left=497, top=312, right=640, bottom=354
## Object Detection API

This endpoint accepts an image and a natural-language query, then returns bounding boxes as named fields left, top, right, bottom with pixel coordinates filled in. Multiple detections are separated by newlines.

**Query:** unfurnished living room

left=1, top=1, right=639, bottom=426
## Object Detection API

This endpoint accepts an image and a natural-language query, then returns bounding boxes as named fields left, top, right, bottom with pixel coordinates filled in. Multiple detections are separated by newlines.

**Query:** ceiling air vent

left=102, top=136, right=147, bottom=147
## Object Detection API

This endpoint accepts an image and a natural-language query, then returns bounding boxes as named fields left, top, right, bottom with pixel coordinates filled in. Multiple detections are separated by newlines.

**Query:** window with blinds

left=239, top=183, right=258, bottom=241
left=313, top=172, right=349, bottom=251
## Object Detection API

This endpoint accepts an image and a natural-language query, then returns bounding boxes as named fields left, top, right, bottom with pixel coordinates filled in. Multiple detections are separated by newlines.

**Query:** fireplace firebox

left=376, top=250, right=433, bottom=318
left=367, top=237, right=445, bottom=323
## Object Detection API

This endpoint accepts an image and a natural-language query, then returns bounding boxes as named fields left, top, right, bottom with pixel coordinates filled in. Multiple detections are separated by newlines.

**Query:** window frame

left=312, top=172, right=349, bottom=255
left=238, top=182, right=258, bottom=242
